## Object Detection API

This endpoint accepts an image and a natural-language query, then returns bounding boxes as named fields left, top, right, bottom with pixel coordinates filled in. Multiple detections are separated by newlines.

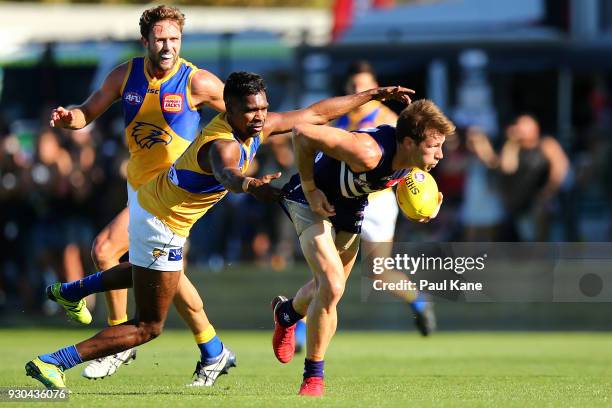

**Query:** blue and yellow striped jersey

left=120, top=57, right=201, bottom=189
left=335, top=100, right=396, bottom=132
left=138, top=113, right=265, bottom=237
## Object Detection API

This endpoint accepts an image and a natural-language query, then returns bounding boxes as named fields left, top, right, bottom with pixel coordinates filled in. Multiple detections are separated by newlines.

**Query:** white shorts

left=127, top=183, right=137, bottom=206
left=128, top=187, right=185, bottom=272
left=361, top=189, right=399, bottom=242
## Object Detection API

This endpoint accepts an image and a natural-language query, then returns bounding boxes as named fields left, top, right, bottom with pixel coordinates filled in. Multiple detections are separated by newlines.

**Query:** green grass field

left=1, top=329, right=611, bottom=407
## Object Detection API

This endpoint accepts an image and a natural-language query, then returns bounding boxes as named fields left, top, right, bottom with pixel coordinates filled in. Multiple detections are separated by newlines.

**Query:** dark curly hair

left=223, top=72, right=267, bottom=102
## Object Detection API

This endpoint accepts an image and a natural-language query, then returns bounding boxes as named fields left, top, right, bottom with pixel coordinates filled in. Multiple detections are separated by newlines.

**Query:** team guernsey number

left=132, top=121, right=174, bottom=149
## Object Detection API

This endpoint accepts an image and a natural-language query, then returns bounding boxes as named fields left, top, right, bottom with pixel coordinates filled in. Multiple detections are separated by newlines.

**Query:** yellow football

left=396, top=168, right=439, bottom=220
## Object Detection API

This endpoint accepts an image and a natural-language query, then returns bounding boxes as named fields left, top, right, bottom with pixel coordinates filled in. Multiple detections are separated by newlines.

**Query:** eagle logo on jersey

left=132, top=121, right=173, bottom=149
left=152, top=248, right=168, bottom=259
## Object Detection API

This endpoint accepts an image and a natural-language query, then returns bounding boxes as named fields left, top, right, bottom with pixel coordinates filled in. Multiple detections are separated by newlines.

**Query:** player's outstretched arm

left=264, top=86, right=414, bottom=137
left=293, top=123, right=381, bottom=174
left=49, top=63, right=128, bottom=129
left=203, top=140, right=281, bottom=202
left=190, top=69, right=226, bottom=113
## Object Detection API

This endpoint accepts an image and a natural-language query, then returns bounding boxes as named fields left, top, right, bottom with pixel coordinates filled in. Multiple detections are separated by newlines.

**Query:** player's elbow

left=217, top=170, right=243, bottom=194
left=291, top=125, right=308, bottom=142
left=292, top=125, right=315, bottom=153
left=293, top=123, right=322, bottom=141
left=349, top=145, right=380, bottom=173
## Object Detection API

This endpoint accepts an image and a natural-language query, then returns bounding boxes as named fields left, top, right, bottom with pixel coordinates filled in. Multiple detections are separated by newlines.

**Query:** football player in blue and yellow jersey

left=27, top=71, right=415, bottom=391
left=271, top=100, right=455, bottom=396
left=44, top=5, right=232, bottom=385
left=336, top=61, right=398, bottom=131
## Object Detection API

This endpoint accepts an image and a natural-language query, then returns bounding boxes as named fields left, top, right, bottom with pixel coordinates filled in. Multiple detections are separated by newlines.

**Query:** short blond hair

left=139, top=5, right=185, bottom=38
left=396, top=99, right=455, bottom=143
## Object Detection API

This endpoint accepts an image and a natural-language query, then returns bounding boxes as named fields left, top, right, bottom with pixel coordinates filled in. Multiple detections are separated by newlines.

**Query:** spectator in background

left=59, top=126, right=101, bottom=308
left=0, top=120, right=36, bottom=311
left=468, top=114, right=569, bottom=241
left=29, top=128, right=74, bottom=310
left=429, top=130, right=469, bottom=241
left=0, top=112, right=128, bottom=315
left=460, top=125, right=505, bottom=241
left=32, top=128, right=98, bottom=295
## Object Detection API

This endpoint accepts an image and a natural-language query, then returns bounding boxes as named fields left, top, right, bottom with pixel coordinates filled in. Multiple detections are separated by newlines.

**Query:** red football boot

left=298, top=376, right=324, bottom=397
left=271, top=296, right=296, bottom=364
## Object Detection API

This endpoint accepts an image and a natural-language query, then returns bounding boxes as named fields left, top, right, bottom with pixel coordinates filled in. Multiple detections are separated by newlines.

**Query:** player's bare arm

left=295, top=124, right=382, bottom=174
left=190, top=69, right=226, bottom=112
left=263, top=86, right=414, bottom=138
left=50, top=63, right=128, bottom=129
left=291, top=124, right=383, bottom=217
left=202, top=140, right=281, bottom=202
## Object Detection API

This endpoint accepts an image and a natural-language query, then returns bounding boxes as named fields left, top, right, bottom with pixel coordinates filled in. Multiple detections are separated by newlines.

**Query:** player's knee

left=147, top=323, right=164, bottom=339
left=91, top=237, right=122, bottom=270
left=318, top=278, right=345, bottom=306
left=91, top=237, right=110, bottom=269
left=138, top=321, right=164, bottom=342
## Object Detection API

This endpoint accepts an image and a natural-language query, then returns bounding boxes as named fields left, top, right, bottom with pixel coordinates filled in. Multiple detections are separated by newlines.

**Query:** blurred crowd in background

left=3, top=70, right=612, bottom=314
left=3, top=0, right=612, bottom=316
